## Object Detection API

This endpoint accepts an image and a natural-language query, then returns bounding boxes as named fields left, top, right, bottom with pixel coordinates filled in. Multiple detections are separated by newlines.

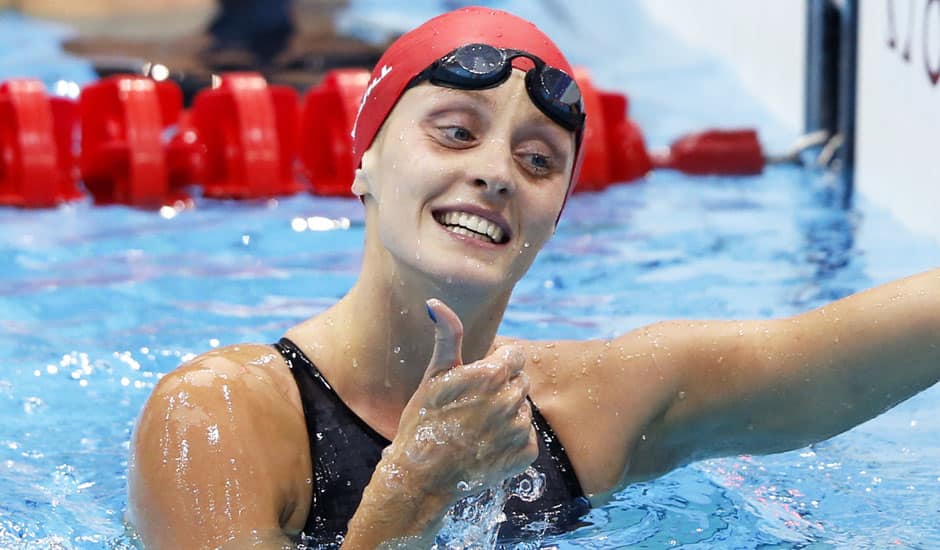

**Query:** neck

left=300, top=244, right=512, bottom=414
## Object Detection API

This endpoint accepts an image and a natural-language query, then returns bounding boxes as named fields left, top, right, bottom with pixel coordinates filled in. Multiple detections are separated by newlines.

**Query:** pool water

left=2, top=1, right=940, bottom=548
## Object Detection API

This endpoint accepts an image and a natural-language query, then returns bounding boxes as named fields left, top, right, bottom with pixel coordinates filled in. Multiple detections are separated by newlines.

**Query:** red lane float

left=652, top=129, right=764, bottom=176
left=300, top=68, right=370, bottom=197
left=573, top=69, right=652, bottom=192
left=0, top=79, right=81, bottom=207
left=0, top=69, right=775, bottom=208
left=191, top=72, right=302, bottom=199
left=80, top=75, right=185, bottom=206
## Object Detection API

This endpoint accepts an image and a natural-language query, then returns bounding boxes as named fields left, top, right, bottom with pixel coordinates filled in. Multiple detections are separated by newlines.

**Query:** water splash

left=433, top=467, right=547, bottom=549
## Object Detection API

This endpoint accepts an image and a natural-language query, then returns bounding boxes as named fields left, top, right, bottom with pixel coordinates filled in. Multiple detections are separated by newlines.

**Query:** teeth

left=446, top=225, right=490, bottom=242
left=439, top=211, right=505, bottom=244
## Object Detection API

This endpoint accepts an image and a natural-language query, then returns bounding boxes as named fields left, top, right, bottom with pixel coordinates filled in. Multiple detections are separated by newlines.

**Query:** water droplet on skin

left=207, top=424, right=220, bottom=445
left=392, top=346, right=401, bottom=354
left=531, top=354, right=541, bottom=364
left=677, top=391, right=687, bottom=400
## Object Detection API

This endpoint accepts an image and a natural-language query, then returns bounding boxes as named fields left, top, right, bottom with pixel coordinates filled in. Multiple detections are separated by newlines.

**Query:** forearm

left=342, top=455, right=454, bottom=549
left=765, top=268, right=940, bottom=442
left=660, top=268, right=940, bottom=459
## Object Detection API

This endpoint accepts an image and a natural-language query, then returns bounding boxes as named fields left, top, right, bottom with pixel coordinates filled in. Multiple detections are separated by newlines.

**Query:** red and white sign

left=856, top=0, right=940, bottom=242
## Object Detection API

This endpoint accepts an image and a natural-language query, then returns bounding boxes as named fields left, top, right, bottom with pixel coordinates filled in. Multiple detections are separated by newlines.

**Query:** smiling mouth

left=433, top=210, right=510, bottom=245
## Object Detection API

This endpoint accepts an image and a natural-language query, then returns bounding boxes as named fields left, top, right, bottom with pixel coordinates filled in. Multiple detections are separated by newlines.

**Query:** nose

left=469, top=141, right=515, bottom=198
left=472, top=176, right=513, bottom=197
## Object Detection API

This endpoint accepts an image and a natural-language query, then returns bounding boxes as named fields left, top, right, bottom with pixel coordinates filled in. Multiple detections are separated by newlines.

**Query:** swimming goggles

left=406, top=43, right=585, bottom=137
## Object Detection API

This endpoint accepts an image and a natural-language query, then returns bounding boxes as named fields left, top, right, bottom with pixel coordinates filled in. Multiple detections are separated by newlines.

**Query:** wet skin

left=127, top=71, right=940, bottom=549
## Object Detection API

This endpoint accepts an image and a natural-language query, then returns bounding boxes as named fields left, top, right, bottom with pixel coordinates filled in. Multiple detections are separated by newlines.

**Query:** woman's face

left=358, top=70, right=576, bottom=293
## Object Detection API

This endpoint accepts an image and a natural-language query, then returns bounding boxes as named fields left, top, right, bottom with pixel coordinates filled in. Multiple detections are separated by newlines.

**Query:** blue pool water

left=2, top=2, right=940, bottom=548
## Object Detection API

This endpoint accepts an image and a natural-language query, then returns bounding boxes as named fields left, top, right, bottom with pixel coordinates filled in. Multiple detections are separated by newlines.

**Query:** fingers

left=424, top=298, right=464, bottom=381
left=498, top=371, right=531, bottom=420
left=477, top=347, right=525, bottom=394
left=496, top=423, right=539, bottom=477
left=495, top=346, right=526, bottom=381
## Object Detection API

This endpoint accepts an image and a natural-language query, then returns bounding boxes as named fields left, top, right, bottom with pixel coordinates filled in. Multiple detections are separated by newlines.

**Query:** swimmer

left=127, top=7, right=940, bottom=549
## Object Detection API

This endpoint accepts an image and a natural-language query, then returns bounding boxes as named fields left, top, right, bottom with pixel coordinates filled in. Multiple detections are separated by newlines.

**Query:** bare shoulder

left=134, top=343, right=304, bottom=438
left=494, top=325, right=690, bottom=498
left=495, top=326, right=682, bottom=416
left=128, top=343, right=311, bottom=548
left=179, top=343, right=301, bottom=401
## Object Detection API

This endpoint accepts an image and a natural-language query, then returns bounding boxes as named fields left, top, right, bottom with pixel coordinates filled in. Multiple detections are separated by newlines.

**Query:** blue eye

left=530, top=154, right=550, bottom=169
left=442, top=126, right=474, bottom=142
left=525, top=153, right=554, bottom=174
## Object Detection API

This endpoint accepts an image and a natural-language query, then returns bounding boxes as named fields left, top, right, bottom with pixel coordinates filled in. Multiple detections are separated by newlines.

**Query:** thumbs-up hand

left=384, top=298, right=538, bottom=501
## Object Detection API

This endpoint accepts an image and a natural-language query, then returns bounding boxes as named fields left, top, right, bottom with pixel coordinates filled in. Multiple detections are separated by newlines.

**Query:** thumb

left=424, top=298, right=464, bottom=380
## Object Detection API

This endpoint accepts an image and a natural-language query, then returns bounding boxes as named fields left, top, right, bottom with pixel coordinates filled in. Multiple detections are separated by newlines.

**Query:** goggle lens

left=532, top=66, right=583, bottom=131
left=540, top=67, right=581, bottom=107
left=451, top=44, right=505, bottom=77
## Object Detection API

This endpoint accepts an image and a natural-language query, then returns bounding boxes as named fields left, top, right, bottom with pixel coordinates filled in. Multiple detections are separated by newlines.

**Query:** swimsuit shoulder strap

left=527, top=396, right=586, bottom=500
left=272, top=337, right=389, bottom=444
left=271, top=337, right=391, bottom=538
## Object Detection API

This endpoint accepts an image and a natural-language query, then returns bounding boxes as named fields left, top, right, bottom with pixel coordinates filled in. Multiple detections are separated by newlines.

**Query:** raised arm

left=631, top=268, right=940, bottom=479
left=518, top=269, right=940, bottom=499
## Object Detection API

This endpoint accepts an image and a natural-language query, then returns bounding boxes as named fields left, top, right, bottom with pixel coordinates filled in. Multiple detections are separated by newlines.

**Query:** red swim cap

left=351, top=6, right=584, bottom=199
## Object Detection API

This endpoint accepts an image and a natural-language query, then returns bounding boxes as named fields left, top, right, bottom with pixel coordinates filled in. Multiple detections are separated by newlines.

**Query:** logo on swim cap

left=351, top=64, right=393, bottom=140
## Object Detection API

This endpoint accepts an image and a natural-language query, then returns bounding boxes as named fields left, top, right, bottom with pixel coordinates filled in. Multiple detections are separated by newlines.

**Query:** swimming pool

left=2, top=1, right=940, bottom=548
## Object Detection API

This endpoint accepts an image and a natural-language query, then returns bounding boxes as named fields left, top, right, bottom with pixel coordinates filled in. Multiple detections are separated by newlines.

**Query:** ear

left=351, top=168, right=369, bottom=197
left=351, top=147, right=378, bottom=198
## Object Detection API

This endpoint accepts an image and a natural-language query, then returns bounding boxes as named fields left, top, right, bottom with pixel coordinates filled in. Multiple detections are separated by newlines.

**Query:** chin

left=415, top=258, right=524, bottom=298
left=442, top=263, right=515, bottom=292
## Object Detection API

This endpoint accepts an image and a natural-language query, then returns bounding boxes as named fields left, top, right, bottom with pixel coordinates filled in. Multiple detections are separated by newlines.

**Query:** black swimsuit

left=273, top=337, right=591, bottom=546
